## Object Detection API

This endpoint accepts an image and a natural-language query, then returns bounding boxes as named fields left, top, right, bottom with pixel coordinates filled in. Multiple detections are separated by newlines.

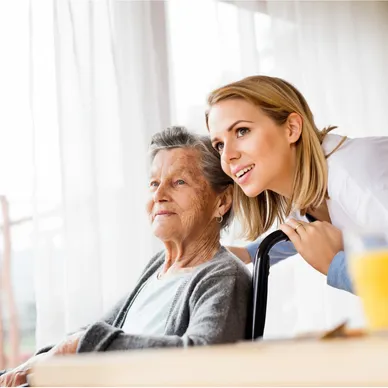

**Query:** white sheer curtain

left=30, top=0, right=168, bottom=347
left=166, top=0, right=388, bottom=337
left=27, top=0, right=388, bottom=346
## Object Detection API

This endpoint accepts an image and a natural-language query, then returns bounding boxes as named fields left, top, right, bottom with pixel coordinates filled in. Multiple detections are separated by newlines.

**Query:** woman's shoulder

left=324, top=133, right=388, bottom=165
left=194, top=246, right=251, bottom=281
left=324, top=133, right=388, bottom=185
left=324, top=133, right=388, bottom=227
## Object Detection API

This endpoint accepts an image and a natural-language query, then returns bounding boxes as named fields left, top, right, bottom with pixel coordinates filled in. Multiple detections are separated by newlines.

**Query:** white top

left=246, top=133, right=388, bottom=336
left=122, top=268, right=192, bottom=336
left=322, top=133, right=388, bottom=231
left=289, top=133, right=388, bottom=230
left=247, top=133, right=388, bottom=292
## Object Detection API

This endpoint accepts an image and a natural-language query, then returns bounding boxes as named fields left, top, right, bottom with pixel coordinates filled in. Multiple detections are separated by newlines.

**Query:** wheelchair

left=248, top=230, right=289, bottom=340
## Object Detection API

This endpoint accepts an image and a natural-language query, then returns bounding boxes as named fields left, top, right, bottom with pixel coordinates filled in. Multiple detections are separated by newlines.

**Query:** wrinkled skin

left=0, top=329, right=83, bottom=386
left=147, top=148, right=232, bottom=271
left=1, top=148, right=233, bottom=387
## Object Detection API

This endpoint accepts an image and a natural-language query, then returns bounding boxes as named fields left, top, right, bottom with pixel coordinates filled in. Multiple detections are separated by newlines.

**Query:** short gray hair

left=149, top=126, right=234, bottom=229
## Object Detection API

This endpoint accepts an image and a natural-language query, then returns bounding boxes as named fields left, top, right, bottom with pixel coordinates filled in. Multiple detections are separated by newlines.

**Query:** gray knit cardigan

left=72, top=246, right=252, bottom=352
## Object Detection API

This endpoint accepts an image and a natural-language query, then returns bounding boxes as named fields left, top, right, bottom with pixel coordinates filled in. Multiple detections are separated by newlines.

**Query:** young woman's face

left=208, top=98, right=296, bottom=198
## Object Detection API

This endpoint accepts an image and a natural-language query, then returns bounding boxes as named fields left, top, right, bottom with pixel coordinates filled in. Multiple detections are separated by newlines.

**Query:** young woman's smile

left=208, top=98, right=297, bottom=198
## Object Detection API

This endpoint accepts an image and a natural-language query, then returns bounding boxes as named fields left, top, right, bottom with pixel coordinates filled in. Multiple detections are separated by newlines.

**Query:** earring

left=216, top=215, right=223, bottom=224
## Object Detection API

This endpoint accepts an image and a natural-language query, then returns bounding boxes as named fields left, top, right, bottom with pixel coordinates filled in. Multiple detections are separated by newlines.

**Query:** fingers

left=0, top=368, right=29, bottom=387
left=0, top=371, right=26, bottom=387
left=280, top=218, right=343, bottom=275
left=286, top=218, right=308, bottom=237
left=11, top=371, right=28, bottom=387
left=279, top=222, right=302, bottom=249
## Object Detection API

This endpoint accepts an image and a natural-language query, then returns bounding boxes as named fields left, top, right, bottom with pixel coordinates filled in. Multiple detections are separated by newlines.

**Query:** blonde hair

left=206, top=75, right=337, bottom=240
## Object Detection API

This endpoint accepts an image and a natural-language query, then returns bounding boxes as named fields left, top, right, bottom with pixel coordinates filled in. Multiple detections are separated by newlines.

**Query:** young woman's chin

left=239, top=183, right=263, bottom=198
left=234, top=169, right=267, bottom=197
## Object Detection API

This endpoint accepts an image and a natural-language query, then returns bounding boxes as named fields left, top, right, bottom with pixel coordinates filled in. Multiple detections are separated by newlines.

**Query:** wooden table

left=31, top=336, right=388, bottom=386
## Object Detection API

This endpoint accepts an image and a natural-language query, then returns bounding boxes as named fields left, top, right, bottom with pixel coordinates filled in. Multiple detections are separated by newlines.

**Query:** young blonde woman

left=206, top=75, right=388, bottom=294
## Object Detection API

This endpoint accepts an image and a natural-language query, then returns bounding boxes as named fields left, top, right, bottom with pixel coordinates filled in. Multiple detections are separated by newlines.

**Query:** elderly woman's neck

left=162, top=227, right=220, bottom=272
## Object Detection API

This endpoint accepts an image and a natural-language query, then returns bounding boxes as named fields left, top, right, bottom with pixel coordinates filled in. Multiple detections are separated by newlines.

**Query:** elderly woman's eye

left=175, top=179, right=186, bottom=186
left=237, top=127, right=250, bottom=137
left=214, top=142, right=224, bottom=153
left=149, top=181, right=159, bottom=188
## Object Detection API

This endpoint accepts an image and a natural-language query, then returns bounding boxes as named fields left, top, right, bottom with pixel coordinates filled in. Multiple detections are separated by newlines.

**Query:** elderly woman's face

left=147, top=148, right=219, bottom=242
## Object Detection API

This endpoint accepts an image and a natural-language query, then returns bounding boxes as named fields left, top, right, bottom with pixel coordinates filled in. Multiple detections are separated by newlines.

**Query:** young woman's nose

left=221, top=141, right=240, bottom=163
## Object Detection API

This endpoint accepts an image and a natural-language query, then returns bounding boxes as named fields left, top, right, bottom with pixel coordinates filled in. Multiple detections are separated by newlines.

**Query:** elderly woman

left=0, top=126, right=251, bottom=387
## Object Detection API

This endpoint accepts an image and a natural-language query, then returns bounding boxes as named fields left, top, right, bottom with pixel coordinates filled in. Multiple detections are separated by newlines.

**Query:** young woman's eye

left=214, top=142, right=224, bottom=153
left=237, top=127, right=250, bottom=137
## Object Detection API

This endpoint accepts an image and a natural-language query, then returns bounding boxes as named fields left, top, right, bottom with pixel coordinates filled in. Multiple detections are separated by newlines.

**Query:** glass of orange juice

left=345, top=230, right=388, bottom=331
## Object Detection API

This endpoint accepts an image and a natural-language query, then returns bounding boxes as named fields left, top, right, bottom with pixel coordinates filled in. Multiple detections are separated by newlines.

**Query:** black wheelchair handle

left=250, top=230, right=289, bottom=340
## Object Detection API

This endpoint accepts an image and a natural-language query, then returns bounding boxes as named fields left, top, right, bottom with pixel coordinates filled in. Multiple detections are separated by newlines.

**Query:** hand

left=0, top=368, right=29, bottom=387
left=0, top=332, right=84, bottom=387
left=0, top=353, right=48, bottom=387
left=49, top=331, right=84, bottom=356
left=279, top=219, right=343, bottom=275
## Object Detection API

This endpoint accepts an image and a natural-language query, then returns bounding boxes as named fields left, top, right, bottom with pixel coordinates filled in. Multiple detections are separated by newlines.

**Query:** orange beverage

left=350, top=249, right=388, bottom=331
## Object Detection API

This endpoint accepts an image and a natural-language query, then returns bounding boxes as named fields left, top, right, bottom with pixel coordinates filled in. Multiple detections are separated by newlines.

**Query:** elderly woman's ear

left=214, top=185, right=233, bottom=219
